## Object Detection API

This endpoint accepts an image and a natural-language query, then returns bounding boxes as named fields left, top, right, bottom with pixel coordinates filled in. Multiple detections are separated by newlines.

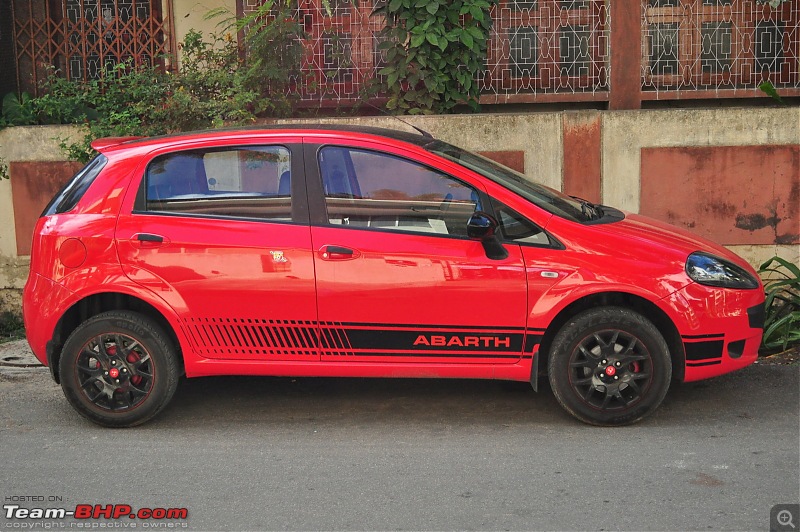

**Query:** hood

left=545, top=211, right=760, bottom=282
left=607, top=213, right=754, bottom=269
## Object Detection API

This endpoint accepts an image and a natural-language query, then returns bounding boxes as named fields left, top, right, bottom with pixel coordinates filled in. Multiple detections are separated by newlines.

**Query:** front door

left=306, top=142, right=528, bottom=364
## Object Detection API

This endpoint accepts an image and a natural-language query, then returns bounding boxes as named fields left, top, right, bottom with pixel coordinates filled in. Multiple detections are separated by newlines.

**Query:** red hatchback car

left=23, top=125, right=765, bottom=427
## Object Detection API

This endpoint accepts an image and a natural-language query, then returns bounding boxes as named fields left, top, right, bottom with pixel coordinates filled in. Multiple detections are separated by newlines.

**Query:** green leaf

left=460, top=31, right=474, bottom=49
left=2, top=92, right=36, bottom=125
left=389, top=0, right=403, bottom=11
left=426, top=33, right=439, bottom=47
left=469, top=5, right=485, bottom=21
left=467, top=26, right=485, bottom=40
left=411, top=34, right=425, bottom=47
left=758, top=80, right=785, bottom=105
left=426, top=2, right=439, bottom=15
left=760, top=256, right=800, bottom=280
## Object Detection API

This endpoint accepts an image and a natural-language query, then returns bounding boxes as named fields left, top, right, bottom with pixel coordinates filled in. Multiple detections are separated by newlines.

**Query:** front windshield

left=428, top=140, right=595, bottom=223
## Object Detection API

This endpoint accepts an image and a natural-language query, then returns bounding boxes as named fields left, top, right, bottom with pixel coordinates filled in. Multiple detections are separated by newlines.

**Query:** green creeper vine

left=373, top=0, right=496, bottom=114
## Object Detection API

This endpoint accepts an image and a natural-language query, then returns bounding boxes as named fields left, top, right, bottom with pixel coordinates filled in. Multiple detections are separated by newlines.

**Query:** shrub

left=26, top=2, right=304, bottom=163
left=0, top=310, right=24, bottom=343
left=371, top=0, right=496, bottom=114
left=758, top=256, right=800, bottom=352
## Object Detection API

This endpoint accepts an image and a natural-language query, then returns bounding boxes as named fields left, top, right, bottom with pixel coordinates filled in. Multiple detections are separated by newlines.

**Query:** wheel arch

left=536, top=291, right=685, bottom=383
left=48, top=292, right=184, bottom=384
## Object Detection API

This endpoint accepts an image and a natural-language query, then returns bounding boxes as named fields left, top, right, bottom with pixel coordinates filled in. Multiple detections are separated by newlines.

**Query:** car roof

left=91, top=124, right=436, bottom=154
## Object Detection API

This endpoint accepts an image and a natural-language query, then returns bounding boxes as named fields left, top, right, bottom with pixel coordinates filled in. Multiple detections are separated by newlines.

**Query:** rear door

left=304, top=138, right=529, bottom=364
left=116, top=141, right=319, bottom=362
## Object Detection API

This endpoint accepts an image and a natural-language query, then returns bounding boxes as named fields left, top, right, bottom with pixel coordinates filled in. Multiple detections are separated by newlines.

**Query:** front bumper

left=665, top=282, right=765, bottom=382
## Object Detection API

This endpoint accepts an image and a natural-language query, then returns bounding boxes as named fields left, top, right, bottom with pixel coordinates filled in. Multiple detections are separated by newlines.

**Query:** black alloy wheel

left=60, top=311, right=180, bottom=427
left=548, top=307, right=672, bottom=426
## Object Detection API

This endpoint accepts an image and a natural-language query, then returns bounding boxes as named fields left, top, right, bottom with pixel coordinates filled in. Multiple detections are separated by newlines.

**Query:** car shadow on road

left=147, top=363, right=798, bottom=430
left=158, top=376, right=568, bottom=429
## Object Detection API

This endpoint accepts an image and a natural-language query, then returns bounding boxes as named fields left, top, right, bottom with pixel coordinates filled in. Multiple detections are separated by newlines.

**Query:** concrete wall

left=0, top=108, right=798, bottom=313
left=0, top=126, right=83, bottom=311
left=171, top=0, right=237, bottom=67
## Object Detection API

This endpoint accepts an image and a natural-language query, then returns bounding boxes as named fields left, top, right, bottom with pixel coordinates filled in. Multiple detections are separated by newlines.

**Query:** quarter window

left=144, top=146, right=292, bottom=221
left=319, top=147, right=479, bottom=237
left=493, top=201, right=551, bottom=246
left=43, top=154, right=107, bottom=216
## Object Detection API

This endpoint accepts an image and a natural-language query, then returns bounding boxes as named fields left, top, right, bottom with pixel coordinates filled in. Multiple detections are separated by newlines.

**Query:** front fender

left=527, top=268, right=678, bottom=330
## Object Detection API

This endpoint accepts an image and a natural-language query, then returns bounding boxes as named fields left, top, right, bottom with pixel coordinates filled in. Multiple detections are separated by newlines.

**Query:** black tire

left=59, top=311, right=180, bottom=427
left=548, top=307, right=671, bottom=426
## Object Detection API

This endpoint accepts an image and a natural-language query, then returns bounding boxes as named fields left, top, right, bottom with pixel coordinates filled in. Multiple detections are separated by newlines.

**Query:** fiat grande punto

left=23, top=125, right=765, bottom=427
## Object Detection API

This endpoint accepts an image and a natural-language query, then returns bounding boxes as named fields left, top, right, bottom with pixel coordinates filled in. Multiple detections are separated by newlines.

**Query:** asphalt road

left=0, top=346, right=798, bottom=531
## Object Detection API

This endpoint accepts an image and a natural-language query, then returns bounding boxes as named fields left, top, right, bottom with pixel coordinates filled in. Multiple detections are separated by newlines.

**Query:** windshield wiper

left=572, top=196, right=604, bottom=221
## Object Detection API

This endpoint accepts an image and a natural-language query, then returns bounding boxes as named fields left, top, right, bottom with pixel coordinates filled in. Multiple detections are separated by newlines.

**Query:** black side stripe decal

left=339, top=322, right=527, bottom=332
left=185, top=318, right=543, bottom=359
left=330, top=352, right=523, bottom=359
left=524, top=334, right=543, bottom=353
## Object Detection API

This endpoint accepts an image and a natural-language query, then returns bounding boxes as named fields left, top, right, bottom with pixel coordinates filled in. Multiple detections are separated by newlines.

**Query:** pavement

left=1, top=338, right=798, bottom=531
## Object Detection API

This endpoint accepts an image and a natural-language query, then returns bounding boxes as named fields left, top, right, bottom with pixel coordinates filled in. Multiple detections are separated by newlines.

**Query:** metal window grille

left=642, top=0, right=800, bottom=98
left=242, top=0, right=610, bottom=105
left=11, top=0, right=169, bottom=95
left=482, top=0, right=610, bottom=103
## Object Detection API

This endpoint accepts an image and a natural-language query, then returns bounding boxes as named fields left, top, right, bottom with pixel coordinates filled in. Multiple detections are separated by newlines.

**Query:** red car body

left=23, top=126, right=765, bottom=426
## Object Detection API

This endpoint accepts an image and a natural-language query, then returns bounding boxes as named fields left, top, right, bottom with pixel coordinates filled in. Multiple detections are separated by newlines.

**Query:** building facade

left=7, top=0, right=800, bottom=109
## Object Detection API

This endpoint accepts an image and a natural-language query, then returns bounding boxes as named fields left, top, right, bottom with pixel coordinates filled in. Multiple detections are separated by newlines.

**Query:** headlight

left=686, top=252, right=759, bottom=289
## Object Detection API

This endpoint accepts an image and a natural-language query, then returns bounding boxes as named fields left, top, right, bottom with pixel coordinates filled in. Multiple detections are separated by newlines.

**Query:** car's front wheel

left=548, top=307, right=671, bottom=426
left=59, top=311, right=180, bottom=427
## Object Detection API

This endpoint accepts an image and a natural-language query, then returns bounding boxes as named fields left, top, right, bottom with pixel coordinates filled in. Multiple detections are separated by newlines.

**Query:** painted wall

left=0, top=108, right=798, bottom=312
left=171, top=0, right=237, bottom=67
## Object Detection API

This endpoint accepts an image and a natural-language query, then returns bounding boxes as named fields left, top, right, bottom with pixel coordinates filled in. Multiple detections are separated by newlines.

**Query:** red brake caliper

left=127, top=352, right=142, bottom=386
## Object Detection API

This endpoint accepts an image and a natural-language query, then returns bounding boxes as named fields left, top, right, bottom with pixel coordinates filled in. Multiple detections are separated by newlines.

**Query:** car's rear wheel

left=548, top=307, right=671, bottom=426
left=59, top=311, right=179, bottom=427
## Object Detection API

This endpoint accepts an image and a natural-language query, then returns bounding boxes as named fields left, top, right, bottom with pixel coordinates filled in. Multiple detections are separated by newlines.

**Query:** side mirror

left=467, top=212, right=497, bottom=240
left=467, top=212, right=508, bottom=260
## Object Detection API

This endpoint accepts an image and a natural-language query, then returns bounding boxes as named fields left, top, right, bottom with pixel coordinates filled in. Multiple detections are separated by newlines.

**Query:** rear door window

left=141, top=146, right=293, bottom=221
